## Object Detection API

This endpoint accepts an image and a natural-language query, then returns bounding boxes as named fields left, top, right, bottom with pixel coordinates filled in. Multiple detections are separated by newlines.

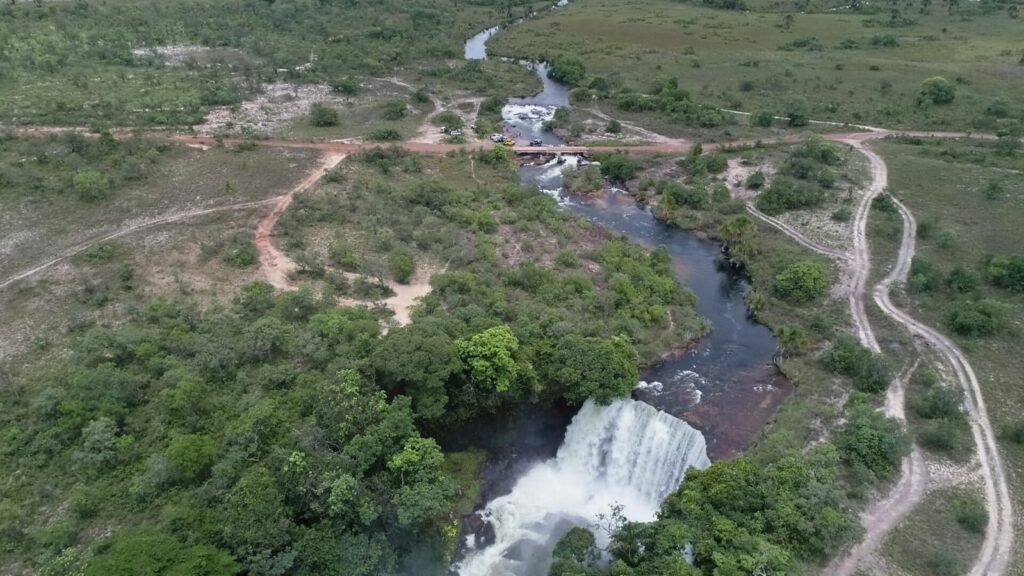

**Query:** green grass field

left=491, top=0, right=1024, bottom=133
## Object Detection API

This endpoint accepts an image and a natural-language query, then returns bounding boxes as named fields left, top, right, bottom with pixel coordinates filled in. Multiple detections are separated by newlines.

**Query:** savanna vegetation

left=491, top=0, right=1024, bottom=135
left=0, top=0, right=546, bottom=126
left=872, top=137, right=1024, bottom=571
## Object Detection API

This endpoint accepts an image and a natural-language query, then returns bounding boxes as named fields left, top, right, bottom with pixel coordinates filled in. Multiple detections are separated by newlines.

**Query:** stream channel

left=449, top=10, right=791, bottom=575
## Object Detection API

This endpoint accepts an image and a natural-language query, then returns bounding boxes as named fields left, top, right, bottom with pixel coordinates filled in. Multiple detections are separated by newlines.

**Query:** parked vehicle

left=529, top=139, right=543, bottom=147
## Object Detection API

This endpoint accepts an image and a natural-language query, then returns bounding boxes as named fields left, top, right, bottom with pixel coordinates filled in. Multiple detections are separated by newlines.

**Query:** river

left=449, top=11, right=789, bottom=576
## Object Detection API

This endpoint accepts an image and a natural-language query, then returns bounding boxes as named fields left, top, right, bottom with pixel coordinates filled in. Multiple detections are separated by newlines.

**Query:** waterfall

left=453, top=399, right=710, bottom=576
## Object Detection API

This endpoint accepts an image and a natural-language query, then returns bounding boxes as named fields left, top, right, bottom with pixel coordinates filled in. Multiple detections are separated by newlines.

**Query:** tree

left=74, top=417, right=120, bottom=471
left=455, top=325, right=520, bottom=392
left=166, top=434, right=218, bottom=481
left=918, top=77, right=956, bottom=105
left=389, top=248, right=415, bottom=284
left=387, top=437, right=455, bottom=527
left=546, top=335, right=638, bottom=405
left=835, top=403, right=909, bottom=480
left=372, top=323, right=461, bottom=419
left=548, top=57, right=587, bottom=85
left=309, top=103, right=338, bottom=127
left=221, top=467, right=295, bottom=565
left=597, top=154, right=639, bottom=182
left=774, top=260, right=828, bottom=302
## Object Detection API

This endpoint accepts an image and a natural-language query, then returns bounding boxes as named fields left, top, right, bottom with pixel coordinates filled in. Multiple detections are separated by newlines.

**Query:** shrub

left=73, top=170, right=111, bottom=201
left=988, top=255, right=1024, bottom=292
left=946, top=300, right=1005, bottom=336
left=1000, top=420, right=1024, bottom=444
left=756, top=177, right=825, bottom=215
left=919, top=77, right=956, bottom=105
left=606, top=119, right=622, bottom=134
left=166, top=434, right=218, bottom=481
left=389, top=248, right=415, bottom=284
left=910, top=385, right=963, bottom=420
left=774, top=260, right=828, bottom=303
left=835, top=403, right=908, bottom=480
left=745, top=171, right=766, bottom=189
left=918, top=419, right=966, bottom=453
left=953, top=496, right=988, bottom=534
left=380, top=99, right=408, bottom=121
left=330, top=77, right=360, bottom=95
left=309, top=103, right=338, bottom=127
left=548, top=57, right=586, bottom=85
left=872, top=194, right=898, bottom=213
left=597, top=154, right=639, bottom=182
left=369, top=128, right=402, bottom=141
left=432, top=111, right=463, bottom=130
left=751, top=110, right=774, bottom=127
left=946, top=267, right=979, bottom=293
left=831, top=207, right=852, bottom=222
left=825, top=335, right=890, bottom=393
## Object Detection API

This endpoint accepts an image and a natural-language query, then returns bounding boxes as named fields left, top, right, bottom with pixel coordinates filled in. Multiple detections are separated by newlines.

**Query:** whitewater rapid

left=453, top=399, right=710, bottom=576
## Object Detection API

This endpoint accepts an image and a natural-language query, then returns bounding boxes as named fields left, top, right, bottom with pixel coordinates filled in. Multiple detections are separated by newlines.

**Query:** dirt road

left=255, top=153, right=346, bottom=289
left=870, top=192, right=1013, bottom=576
left=0, top=197, right=280, bottom=292
left=827, top=140, right=1013, bottom=576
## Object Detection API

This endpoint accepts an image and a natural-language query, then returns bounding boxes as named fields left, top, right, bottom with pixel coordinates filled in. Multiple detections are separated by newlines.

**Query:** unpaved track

left=0, top=197, right=280, bottom=292
left=745, top=203, right=848, bottom=260
left=828, top=140, right=1013, bottom=576
left=255, top=153, right=346, bottom=289
left=871, top=194, right=1013, bottom=576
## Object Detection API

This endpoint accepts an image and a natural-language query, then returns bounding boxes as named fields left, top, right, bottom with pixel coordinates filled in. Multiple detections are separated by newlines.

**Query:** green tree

left=835, top=403, right=909, bottom=480
left=372, top=322, right=461, bottom=419
left=387, top=437, right=456, bottom=527
left=166, top=434, right=218, bottom=481
left=389, top=248, right=415, bottom=284
left=946, top=299, right=1005, bottom=336
left=455, top=325, right=520, bottom=392
left=988, top=256, right=1024, bottom=292
left=918, top=76, right=956, bottom=105
left=221, top=467, right=294, bottom=566
left=548, top=57, right=587, bottom=85
left=547, top=335, right=638, bottom=405
left=774, top=260, right=827, bottom=302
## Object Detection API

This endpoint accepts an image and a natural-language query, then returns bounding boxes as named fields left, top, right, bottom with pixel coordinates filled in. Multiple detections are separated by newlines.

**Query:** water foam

left=453, top=399, right=710, bottom=576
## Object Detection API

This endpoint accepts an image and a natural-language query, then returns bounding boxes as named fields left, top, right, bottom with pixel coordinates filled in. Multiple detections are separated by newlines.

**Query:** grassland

left=0, top=137, right=321, bottom=359
left=871, top=137, right=1024, bottom=573
left=490, top=0, right=1024, bottom=133
left=881, top=486, right=988, bottom=576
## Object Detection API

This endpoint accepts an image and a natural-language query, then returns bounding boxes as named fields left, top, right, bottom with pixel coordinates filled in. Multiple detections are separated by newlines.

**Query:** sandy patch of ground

left=336, top=264, right=442, bottom=326
left=196, top=83, right=342, bottom=136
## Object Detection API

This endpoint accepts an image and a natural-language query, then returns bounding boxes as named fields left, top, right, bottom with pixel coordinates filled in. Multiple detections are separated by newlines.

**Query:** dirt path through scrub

left=255, top=152, right=346, bottom=289
left=0, top=197, right=280, bottom=292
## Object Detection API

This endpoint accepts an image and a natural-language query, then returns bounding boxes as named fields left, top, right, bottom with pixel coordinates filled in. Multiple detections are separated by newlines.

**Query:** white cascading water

left=453, top=398, right=711, bottom=576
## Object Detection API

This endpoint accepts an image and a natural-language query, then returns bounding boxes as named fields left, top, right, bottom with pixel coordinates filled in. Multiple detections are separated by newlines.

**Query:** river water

left=450, top=14, right=790, bottom=576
